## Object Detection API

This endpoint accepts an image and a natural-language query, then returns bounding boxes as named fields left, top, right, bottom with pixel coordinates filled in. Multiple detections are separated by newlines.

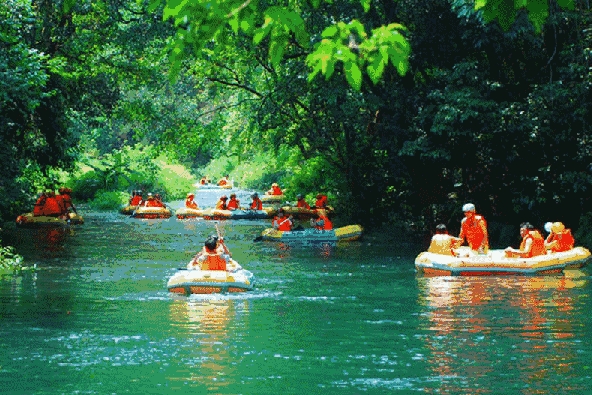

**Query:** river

left=1, top=189, right=592, bottom=394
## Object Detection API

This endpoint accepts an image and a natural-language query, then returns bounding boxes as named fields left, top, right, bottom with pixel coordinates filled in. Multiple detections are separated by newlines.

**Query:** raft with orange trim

left=131, top=206, right=172, bottom=219
left=176, top=207, right=276, bottom=220
left=279, top=205, right=336, bottom=219
left=261, top=194, right=284, bottom=204
left=16, top=212, right=84, bottom=227
left=415, top=246, right=591, bottom=276
left=259, top=225, right=363, bottom=243
left=167, top=261, right=254, bottom=295
left=119, top=205, right=139, bottom=215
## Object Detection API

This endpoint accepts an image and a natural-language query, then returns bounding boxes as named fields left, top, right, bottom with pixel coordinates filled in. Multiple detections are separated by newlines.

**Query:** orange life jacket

left=227, top=198, right=240, bottom=210
left=201, top=251, right=227, bottom=271
left=42, top=197, right=62, bottom=216
left=218, top=179, right=228, bottom=186
left=459, top=215, right=487, bottom=250
left=271, top=186, right=283, bottom=195
left=548, top=229, right=575, bottom=252
left=33, top=196, right=46, bottom=216
left=145, top=198, right=164, bottom=207
left=274, top=216, right=292, bottom=231
left=185, top=198, right=198, bottom=209
left=215, top=200, right=227, bottom=210
left=315, top=196, right=327, bottom=208
left=520, top=230, right=546, bottom=258
left=130, top=195, right=143, bottom=206
left=297, top=199, right=311, bottom=209
left=250, top=198, right=262, bottom=210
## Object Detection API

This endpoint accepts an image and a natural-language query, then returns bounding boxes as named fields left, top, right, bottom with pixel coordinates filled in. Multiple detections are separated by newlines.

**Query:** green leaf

left=344, top=62, right=362, bottom=91
left=367, top=55, right=386, bottom=84
left=269, top=39, right=286, bottom=68
left=526, top=0, right=549, bottom=33
left=63, top=0, right=77, bottom=13
left=360, top=0, right=371, bottom=13
left=322, top=25, right=338, bottom=38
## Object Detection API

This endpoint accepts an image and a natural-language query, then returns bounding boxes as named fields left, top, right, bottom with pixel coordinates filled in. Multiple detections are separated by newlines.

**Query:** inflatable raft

left=16, top=212, right=84, bottom=227
left=194, top=183, right=233, bottom=190
left=176, top=207, right=276, bottom=220
left=259, top=225, right=363, bottom=243
left=415, top=246, right=591, bottom=276
left=131, top=206, right=173, bottom=219
left=120, top=205, right=139, bottom=215
left=261, top=194, right=284, bottom=204
left=279, top=206, right=335, bottom=219
left=167, top=262, right=254, bottom=295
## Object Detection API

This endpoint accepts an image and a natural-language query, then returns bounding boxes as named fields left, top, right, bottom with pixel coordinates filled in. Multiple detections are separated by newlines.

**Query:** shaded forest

left=1, top=0, right=591, bottom=247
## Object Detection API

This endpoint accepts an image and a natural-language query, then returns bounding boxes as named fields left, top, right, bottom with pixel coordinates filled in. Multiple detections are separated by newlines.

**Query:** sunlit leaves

left=307, top=21, right=409, bottom=90
left=474, top=0, right=575, bottom=33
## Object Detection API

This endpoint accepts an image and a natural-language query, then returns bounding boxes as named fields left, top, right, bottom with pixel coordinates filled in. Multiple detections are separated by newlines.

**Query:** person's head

left=551, top=222, right=565, bottom=233
left=187, top=193, right=194, bottom=199
left=462, top=203, right=476, bottom=217
left=220, top=195, right=228, bottom=201
left=251, top=192, right=258, bottom=199
left=59, top=187, right=72, bottom=194
left=296, top=194, right=303, bottom=200
left=544, top=222, right=553, bottom=233
left=147, top=193, right=153, bottom=199
left=230, top=193, right=236, bottom=199
left=204, top=235, right=218, bottom=251
left=278, top=208, right=285, bottom=216
left=316, top=193, right=323, bottom=199
left=519, top=222, right=533, bottom=236
left=46, top=190, right=55, bottom=197
left=435, top=224, right=448, bottom=234
left=272, top=183, right=278, bottom=187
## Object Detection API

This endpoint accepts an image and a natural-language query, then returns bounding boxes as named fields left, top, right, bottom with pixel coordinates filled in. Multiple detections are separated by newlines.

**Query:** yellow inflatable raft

left=415, top=246, right=591, bottom=276
left=119, top=205, right=139, bottom=215
left=131, top=206, right=172, bottom=219
left=16, top=212, right=84, bottom=227
left=176, top=207, right=276, bottom=220
left=259, top=225, right=363, bottom=242
left=261, top=194, right=284, bottom=204
left=279, top=205, right=335, bottom=219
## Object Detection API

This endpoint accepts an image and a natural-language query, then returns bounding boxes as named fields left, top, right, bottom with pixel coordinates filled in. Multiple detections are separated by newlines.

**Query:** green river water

left=1, top=190, right=592, bottom=394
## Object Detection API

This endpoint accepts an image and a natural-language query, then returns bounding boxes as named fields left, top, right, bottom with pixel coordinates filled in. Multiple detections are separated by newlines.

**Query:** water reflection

left=417, top=272, right=588, bottom=393
left=169, top=297, right=249, bottom=391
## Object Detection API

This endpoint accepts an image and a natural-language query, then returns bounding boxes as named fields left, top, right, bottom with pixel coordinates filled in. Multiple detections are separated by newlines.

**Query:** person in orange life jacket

left=227, top=193, right=240, bottom=210
left=273, top=208, right=293, bottom=231
left=310, top=209, right=333, bottom=230
left=427, top=224, right=463, bottom=256
left=144, top=193, right=163, bottom=207
left=218, top=175, right=230, bottom=186
left=129, top=190, right=143, bottom=206
left=296, top=194, right=311, bottom=209
left=215, top=195, right=228, bottom=210
left=41, top=191, right=63, bottom=216
left=314, top=194, right=328, bottom=209
left=250, top=193, right=263, bottom=210
left=505, top=222, right=547, bottom=258
left=185, top=193, right=198, bottom=209
left=544, top=221, right=575, bottom=252
left=33, top=193, right=47, bottom=216
left=188, top=235, right=230, bottom=271
left=56, top=187, right=77, bottom=215
left=200, top=177, right=207, bottom=185
left=458, top=203, right=489, bottom=253
left=266, top=183, right=283, bottom=195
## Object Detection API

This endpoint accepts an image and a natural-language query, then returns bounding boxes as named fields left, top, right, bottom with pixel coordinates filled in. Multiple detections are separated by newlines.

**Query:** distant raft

left=176, top=207, right=276, bottom=220
left=131, top=206, right=172, bottom=219
left=260, top=194, right=284, bottom=204
left=415, top=246, right=591, bottom=277
left=279, top=206, right=335, bottom=219
left=119, top=205, right=139, bottom=215
left=16, top=212, right=84, bottom=227
left=167, top=263, right=254, bottom=295
left=195, top=183, right=233, bottom=190
left=259, top=225, right=363, bottom=243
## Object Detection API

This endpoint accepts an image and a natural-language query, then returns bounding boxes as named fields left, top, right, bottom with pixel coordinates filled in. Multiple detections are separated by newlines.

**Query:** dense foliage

left=1, top=0, right=591, bottom=250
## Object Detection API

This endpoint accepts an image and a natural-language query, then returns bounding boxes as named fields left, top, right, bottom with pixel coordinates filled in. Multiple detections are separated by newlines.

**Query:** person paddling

left=273, top=208, right=293, bottom=231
